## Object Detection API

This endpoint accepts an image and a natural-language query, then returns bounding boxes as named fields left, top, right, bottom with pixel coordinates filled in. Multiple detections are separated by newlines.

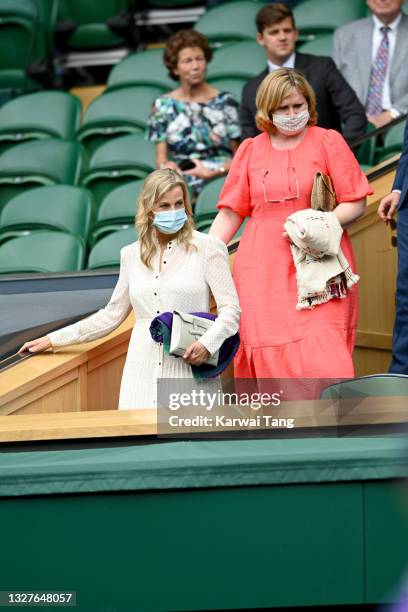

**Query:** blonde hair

left=255, top=68, right=317, bottom=134
left=136, top=169, right=195, bottom=269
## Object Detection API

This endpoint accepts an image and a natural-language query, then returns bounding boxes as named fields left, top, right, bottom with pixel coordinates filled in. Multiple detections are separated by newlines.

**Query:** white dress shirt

left=371, top=13, right=402, bottom=114
left=268, top=53, right=296, bottom=73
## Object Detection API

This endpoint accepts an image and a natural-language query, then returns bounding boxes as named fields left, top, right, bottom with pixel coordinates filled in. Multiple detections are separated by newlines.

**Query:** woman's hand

left=160, top=160, right=181, bottom=172
left=183, top=159, right=216, bottom=180
left=183, top=341, right=211, bottom=366
left=19, top=336, right=51, bottom=354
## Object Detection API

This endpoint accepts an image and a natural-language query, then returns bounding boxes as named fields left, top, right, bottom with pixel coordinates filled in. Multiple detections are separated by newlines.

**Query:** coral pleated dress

left=217, top=127, right=372, bottom=378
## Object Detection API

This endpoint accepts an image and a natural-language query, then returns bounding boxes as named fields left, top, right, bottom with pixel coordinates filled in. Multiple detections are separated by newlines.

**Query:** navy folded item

left=149, top=311, right=240, bottom=382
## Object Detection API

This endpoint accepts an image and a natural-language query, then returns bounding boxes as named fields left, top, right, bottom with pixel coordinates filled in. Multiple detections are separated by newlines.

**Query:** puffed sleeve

left=198, top=235, right=241, bottom=356
left=320, top=129, right=373, bottom=202
left=48, top=246, right=132, bottom=348
left=217, top=138, right=253, bottom=217
left=147, top=97, right=168, bottom=142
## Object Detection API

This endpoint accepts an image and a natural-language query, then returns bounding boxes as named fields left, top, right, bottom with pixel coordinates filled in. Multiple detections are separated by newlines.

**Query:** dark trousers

left=390, top=205, right=408, bottom=373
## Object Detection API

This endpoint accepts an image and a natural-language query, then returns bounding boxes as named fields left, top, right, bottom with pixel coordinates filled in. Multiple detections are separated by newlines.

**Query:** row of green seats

left=0, top=212, right=247, bottom=275
left=0, top=174, right=248, bottom=273
left=0, top=226, right=139, bottom=274
left=194, top=0, right=366, bottom=46
left=0, top=42, right=265, bottom=157
left=0, top=132, right=157, bottom=214
left=0, top=176, right=225, bottom=248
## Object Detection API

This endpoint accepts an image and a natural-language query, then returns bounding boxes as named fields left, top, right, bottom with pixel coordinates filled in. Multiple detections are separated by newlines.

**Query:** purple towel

left=149, top=311, right=240, bottom=382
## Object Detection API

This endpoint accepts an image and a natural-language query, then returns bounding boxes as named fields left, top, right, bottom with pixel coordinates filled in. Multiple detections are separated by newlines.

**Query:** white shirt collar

left=267, top=52, right=296, bottom=73
left=372, top=12, right=402, bottom=33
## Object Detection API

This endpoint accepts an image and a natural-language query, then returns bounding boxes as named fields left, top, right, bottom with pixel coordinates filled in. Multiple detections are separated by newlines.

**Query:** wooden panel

left=12, top=379, right=80, bottom=415
left=350, top=169, right=397, bottom=374
left=354, top=347, right=392, bottom=377
left=0, top=317, right=134, bottom=415
left=87, top=350, right=127, bottom=411
left=70, top=85, right=105, bottom=112
left=1, top=395, right=407, bottom=442
left=0, top=368, right=80, bottom=415
left=0, top=409, right=157, bottom=442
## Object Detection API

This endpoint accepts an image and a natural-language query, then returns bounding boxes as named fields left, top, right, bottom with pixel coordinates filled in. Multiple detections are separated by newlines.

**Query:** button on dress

left=216, top=127, right=373, bottom=378
left=48, top=231, right=241, bottom=409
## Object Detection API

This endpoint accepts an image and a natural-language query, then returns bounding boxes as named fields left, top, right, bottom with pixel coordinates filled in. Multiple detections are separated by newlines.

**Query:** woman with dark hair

left=210, top=68, right=372, bottom=379
left=147, top=29, right=241, bottom=196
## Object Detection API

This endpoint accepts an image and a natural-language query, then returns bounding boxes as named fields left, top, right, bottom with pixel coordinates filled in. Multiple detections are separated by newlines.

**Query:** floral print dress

left=147, top=92, right=241, bottom=194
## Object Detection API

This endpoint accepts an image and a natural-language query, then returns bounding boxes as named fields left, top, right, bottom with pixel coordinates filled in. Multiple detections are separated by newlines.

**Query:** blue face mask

left=152, top=209, right=187, bottom=235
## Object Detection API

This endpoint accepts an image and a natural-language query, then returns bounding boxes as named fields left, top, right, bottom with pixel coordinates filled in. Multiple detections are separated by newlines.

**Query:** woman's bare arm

left=333, top=199, right=366, bottom=228
left=209, top=208, right=244, bottom=244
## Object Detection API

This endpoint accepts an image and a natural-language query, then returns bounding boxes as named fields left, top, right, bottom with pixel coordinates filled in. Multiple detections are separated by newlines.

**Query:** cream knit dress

left=48, top=231, right=241, bottom=409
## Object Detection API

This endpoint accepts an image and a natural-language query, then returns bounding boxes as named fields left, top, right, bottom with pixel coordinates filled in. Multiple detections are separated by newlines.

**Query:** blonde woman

left=210, top=68, right=372, bottom=379
left=19, top=169, right=240, bottom=409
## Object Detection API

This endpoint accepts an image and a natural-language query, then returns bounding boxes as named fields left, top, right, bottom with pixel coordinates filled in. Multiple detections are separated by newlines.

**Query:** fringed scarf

left=283, top=210, right=359, bottom=310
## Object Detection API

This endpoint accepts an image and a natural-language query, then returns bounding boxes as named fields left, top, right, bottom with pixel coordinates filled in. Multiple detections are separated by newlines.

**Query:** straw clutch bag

left=311, top=172, right=337, bottom=212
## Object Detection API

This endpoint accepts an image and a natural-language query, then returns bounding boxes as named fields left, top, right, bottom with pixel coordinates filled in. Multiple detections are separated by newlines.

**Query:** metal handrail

left=350, top=114, right=407, bottom=149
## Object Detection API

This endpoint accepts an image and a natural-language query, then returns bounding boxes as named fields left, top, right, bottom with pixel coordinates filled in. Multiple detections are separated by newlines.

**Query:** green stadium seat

left=206, top=77, right=247, bottom=103
left=0, top=91, right=81, bottom=155
left=356, top=123, right=377, bottom=168
left=320, top=374, right=408, bottom=399
left=194, top=176, right=225, bottom=230
left=195, top=1, right=259, bottom=45
left=35, top=0, right=59, bottom=57
left=0, top=185, right=94, bottom=245
left=374, top=121, right=405, bottom=164
left=297, top=33, right=333, bottom=56
left=57, top=0, right=135, bottom=49
left=0, top=0, right=58, bottom=101
left=294, top=0, right=366, bottom=39
left=0, top=70, right=42, bottom=106
left=107, top=48, right=174, bottom=93
left=90, top=180, right=143, bottom=246
left=206, top=41, right=266, bottom=80
left=0, top=1, right=45, bottom=72
left=81, top=133, right=155, bottom=208
left=76, top=86, right=162, bottom=157
left=87, top=226, right=138, bottom=269
left=0, top=230, right=85, bottom=274
left=0, top=139, right=85, bottom=213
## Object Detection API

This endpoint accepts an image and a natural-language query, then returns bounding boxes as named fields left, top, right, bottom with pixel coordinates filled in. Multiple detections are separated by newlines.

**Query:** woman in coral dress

left=210, top=68, right=372, bottom=379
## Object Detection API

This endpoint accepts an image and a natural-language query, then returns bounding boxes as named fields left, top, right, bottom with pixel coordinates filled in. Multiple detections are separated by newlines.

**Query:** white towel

left=283, top=210, right=359, bottom=310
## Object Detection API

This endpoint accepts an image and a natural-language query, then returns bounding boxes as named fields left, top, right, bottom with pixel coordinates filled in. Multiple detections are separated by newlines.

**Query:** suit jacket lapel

left=390, top=14, right=408, bottom=81
left=294, top=53, right=307, bottom=72
left=357, top=18, right=374, bottom=103
left=257, top=68, right=269, bottom=85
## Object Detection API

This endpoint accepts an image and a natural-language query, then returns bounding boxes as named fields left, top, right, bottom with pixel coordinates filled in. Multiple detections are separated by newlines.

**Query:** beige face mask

left=272, top=109, right=310, bottom=134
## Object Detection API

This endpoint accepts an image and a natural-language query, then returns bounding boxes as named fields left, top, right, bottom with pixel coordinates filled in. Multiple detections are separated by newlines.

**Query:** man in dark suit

left=240, top=3, right=367, bottom=144
left=378, top=118, right=408, bottom=373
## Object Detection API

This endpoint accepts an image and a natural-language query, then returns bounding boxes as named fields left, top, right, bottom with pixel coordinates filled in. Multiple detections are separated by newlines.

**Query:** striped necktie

left=366, top=26, right=390, bottom=116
